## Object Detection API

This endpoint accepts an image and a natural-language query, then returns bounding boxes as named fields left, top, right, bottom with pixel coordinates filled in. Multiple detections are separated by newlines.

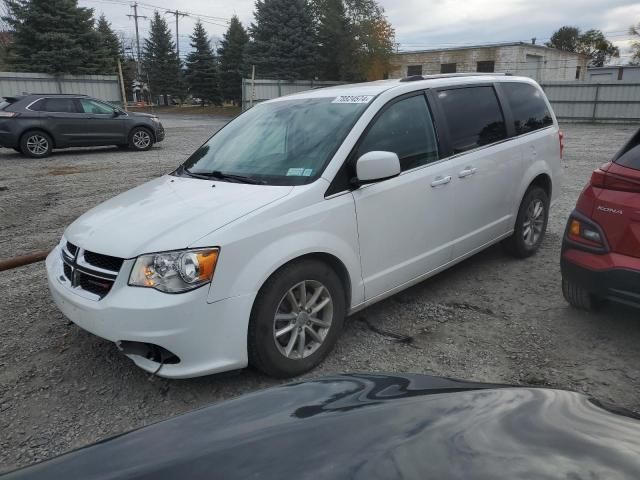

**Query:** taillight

left=567, top=216, right=607, bottom=250
left=591, top=167, right=640, bottom=192
left=559, top=131, right=564, bottom=160
left=0, top=111, right=17, bottom=118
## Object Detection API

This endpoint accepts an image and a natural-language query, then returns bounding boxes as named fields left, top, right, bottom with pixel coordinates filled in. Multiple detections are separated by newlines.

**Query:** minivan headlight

left=129, top=248, right=219, bottom=293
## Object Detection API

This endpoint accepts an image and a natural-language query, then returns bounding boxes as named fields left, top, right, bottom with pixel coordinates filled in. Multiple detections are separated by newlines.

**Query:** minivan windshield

left=180, top=97, right=370, bottom=185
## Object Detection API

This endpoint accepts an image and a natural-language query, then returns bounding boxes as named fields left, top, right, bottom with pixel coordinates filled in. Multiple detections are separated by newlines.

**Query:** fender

left=196, top=183, right=364, bottom=308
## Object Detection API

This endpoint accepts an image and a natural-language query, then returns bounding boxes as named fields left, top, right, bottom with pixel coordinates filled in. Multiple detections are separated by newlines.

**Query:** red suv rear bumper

left=561, top=247, right=640, bottom=308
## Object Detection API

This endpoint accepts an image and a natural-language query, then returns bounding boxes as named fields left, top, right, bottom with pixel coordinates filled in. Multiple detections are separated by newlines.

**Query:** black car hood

left=4, top=374, right=640, bottom=479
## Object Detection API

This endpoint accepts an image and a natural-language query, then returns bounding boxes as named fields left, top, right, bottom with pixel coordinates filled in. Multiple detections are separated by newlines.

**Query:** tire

left=248, top=259, right=346, bottom=378
left=503, top=186, right=549, bottom=258
left=20, top=130, right=53, bottom=158
left=562, top=277, right=600, bottom=311
left=128, top=127, right=154, bottom=151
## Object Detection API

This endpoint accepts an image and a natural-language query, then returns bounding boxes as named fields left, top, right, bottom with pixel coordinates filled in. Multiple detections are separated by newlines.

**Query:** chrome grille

left=60, top=242, right=123, bottom=300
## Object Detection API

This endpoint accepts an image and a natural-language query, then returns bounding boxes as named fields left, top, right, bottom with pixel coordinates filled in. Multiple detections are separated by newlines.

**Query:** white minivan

left=46, top=74, right=563, bottom=378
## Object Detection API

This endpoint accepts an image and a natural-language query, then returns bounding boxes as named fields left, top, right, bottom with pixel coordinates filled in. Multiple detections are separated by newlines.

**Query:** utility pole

left=127, top=2, right=147, bottom=77
left=165, top=10, right=187, bottom=58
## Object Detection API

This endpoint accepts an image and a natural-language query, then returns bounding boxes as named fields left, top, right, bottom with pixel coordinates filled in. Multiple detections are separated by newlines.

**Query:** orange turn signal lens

left=569, top=219, right=581, bottom=236
left=197, top=249, right=219, bottom=281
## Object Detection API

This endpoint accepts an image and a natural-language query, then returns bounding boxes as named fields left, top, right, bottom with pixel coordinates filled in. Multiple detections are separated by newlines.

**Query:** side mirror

left=354, top=151, right=401, bottom=185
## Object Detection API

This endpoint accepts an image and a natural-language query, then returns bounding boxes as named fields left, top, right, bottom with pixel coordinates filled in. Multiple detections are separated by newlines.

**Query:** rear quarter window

left=502, top=82, right=553, bottom=135
left=438, top=86, right=507, bottom=154
left=614, top=130, right=640, bottom=171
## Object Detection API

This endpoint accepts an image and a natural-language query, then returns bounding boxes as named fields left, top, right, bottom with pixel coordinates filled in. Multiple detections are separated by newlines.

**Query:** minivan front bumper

left=46, top=246, right=254, bottom=378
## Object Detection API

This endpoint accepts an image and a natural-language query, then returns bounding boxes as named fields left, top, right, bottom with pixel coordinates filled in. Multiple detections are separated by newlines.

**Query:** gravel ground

left=1, top=119, right=640, bottom=472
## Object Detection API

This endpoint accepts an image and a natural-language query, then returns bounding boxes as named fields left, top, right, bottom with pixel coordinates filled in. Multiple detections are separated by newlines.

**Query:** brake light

left=0, top=111, right=17, bottom=117
left=559, top=131, right=564, bottom=160
left=591, top=167, right=640, bottom=192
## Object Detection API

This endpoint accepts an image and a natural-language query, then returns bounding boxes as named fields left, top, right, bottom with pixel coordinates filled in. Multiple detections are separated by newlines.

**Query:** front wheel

left=503, top=186, right=549, bottom=258
left=562, top=278, right=601, bottom=311
left=20, top=131, right=53, bottom=158
left=248, top=259, right=345, bottom=378
left=128, top=127, right=154, bottom=151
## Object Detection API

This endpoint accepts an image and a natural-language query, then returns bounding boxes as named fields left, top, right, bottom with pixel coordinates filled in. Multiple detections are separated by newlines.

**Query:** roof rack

left=399, top=72, right=512, bottom=82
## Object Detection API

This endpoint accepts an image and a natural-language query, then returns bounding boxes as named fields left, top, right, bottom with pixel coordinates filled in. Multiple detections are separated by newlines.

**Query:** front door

left=77, top=98, right=126, bottom=145
left=351, top=93, right=457, bottom=301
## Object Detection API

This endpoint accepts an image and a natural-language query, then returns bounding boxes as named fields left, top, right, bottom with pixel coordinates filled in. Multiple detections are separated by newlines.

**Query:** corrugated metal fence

left=540, top=82, right=640, bottom=123
left=242, top=77, right=640, bottom=124
left=0, top=72, right=121, bottom=104
left=241, top=79, right=344, bottom=110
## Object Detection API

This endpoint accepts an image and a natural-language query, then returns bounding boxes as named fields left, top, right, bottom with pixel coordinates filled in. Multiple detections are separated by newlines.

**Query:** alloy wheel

left=522, top=199, right=545, bottom=247
left=133, top=130, right=151, bottom=149
left=273, top=280, right=333, bottom=360
left=26, top=135, right=49, bottom=156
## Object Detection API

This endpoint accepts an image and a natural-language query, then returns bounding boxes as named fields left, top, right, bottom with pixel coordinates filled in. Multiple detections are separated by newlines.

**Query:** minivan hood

left=65, top=176, right=293, bottom=258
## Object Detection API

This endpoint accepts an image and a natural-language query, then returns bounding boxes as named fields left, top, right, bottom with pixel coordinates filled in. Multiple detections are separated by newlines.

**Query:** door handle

left=431, top=175, right=452, bottom=187
left=458, top=167, right=477, bottom=178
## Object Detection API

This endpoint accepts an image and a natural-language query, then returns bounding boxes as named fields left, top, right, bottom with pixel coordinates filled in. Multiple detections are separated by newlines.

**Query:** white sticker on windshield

left=332, top=95, right=375, bottom=104
left=302, top=169, right=313, bottom=177
left=286, top=168, right=305, bottom=176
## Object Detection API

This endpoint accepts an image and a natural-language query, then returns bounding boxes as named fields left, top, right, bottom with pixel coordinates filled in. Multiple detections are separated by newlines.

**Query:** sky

left=78, top=0, right=640, bottom=64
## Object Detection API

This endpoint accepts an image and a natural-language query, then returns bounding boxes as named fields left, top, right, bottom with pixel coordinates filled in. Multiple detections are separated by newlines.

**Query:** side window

left=41, top=98, right=78, bottom=113
left=407, top=65, right=423, bottom=76
left=502, top=82, right=553, bottom=135
left=28, top=99, right=45, bottom=111
left=80, top=99, right=115, bottom=115
left=438, top=86, right=507, bottom=154
left=356, top=94, right=439, bottom=171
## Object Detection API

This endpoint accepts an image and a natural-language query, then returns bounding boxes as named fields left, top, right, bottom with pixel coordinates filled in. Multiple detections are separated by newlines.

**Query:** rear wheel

left=248, top=259, right=345, bottom=378
left=20, top=131, right=53, bottom=158
left=128, top=127, right=153, bottom=151
left=562, top=277, right=600, bottom=311
left=504, top=186, right=549, bottom=258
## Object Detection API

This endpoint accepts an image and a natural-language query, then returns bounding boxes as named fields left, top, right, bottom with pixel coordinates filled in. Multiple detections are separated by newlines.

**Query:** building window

left=407, top=65, right=423, bottom=76
left=440, top=63, right=456, bottom=74
left=477, top=61, right=495, bottom=73
left=575, top=66, right=581, bottom=80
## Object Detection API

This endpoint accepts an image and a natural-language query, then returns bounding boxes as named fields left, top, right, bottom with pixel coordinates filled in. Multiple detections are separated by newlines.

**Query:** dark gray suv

left=0, top=94, right=165, bottom=158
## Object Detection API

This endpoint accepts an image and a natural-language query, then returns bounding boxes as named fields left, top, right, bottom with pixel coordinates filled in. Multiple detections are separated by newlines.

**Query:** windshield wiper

left=203, top=170, right=266, bottom=185
left=179, top=166, right=265, bottom=185
left=180, top=166, right=213, bottom=180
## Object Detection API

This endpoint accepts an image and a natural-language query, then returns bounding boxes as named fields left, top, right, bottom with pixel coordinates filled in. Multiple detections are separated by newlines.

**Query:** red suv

left=561, top=129, right=640, bottom=310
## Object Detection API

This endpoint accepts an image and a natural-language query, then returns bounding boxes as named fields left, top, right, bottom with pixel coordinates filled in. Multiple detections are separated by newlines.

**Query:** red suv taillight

left=591, top=164, right=640, bottom=193
left=559, top=131, right=564, bottom=160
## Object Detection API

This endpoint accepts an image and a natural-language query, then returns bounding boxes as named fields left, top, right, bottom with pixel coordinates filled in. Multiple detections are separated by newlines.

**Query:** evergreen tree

left=95, top=14, right=121, bottom=73
left=185, top=21, right=221, bottom=106
left=218, top=15, right=249, bottom=105
left=142, top=11, right=184, bottom=104
left=247, top=0, right=316, bottom=80
left=631, top=22, right=640, bottom=65
left=315, top=0, right=356, bottom=80
left=3, top=0, right=108, bottom=74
